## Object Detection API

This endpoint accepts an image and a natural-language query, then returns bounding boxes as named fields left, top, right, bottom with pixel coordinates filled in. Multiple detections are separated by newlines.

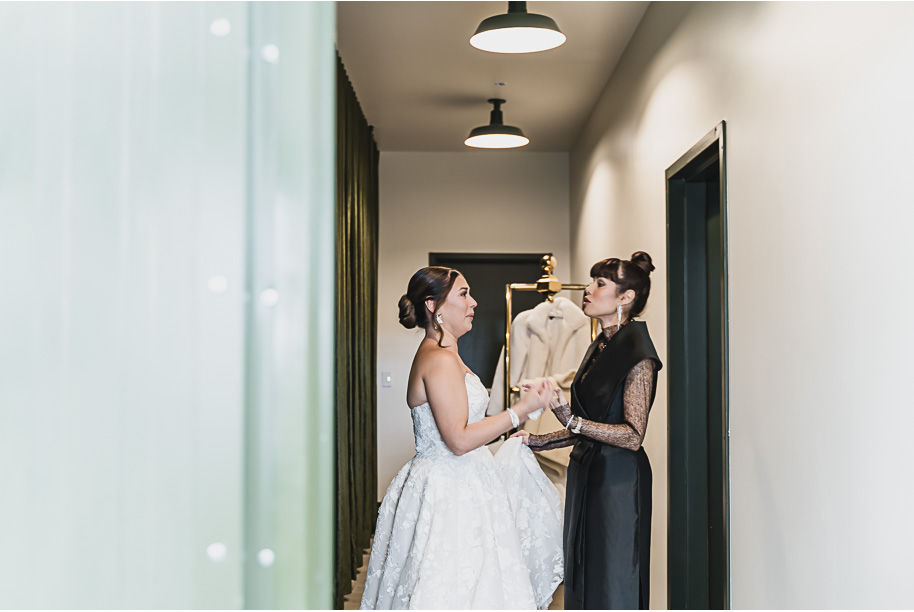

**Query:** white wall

left=377, top=152, right=570, bottom=498
left=570, top=2, right=914, bottom=608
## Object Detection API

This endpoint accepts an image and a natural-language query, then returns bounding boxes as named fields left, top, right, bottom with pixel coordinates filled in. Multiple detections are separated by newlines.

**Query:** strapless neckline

left=409, top=372, right=477, bottom=411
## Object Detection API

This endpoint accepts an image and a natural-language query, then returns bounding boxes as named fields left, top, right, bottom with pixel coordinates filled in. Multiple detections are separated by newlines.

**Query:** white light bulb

left=464, top=133, right=530, bottom=149
left=261, top=44, right=280, bottom=64
left=257, top=548, right=275, bottom=568
left=470, top=28, right=565, bottom=54
left=206, top=542, right=228, bottom=563
left=260, top=288, right=280, bottom=307
left=210, top=18, right=231, bottom=37
left=208, top=275, right=228, bottom=295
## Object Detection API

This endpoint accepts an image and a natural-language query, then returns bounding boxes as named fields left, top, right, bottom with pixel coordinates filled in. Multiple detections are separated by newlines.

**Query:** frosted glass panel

left=244, top=3, right=336, bottom=609
left=0, top=2, right=334, bottom=608
left=0, top=2, right=248, bottom=607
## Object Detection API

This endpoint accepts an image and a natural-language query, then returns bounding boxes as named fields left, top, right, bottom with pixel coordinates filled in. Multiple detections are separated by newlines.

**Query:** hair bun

left=631, top=251, right=655, bottom=274
left=398, top=294, right=418, bottom=329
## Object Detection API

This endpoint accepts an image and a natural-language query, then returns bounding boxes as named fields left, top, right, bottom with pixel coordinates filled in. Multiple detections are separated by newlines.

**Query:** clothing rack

left=503, top=255, right=600, bottom=413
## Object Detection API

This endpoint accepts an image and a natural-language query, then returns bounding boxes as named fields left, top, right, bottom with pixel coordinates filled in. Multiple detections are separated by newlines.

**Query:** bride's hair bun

left=399, top=267, right=462, bottom=343
left=630, top=251, right=655, bottom=275
left=398, top=294, right=418, bottom=329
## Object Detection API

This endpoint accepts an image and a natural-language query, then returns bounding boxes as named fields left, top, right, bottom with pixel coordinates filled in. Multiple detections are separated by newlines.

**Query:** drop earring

left=617, top=303, right=623, bottom=329
left=435, top=313, right=443, bottom=325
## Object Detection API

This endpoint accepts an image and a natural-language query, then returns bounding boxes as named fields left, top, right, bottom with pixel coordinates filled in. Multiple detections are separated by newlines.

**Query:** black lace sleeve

left=573, top=359, right=656, bottom=451
left=527, top=428, right=578, bottom=451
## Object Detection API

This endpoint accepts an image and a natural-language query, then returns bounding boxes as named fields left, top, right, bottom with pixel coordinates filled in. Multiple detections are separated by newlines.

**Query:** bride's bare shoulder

left=413, top=342, right=462, bottom=376
left=407, top=342, right=465, bottom=408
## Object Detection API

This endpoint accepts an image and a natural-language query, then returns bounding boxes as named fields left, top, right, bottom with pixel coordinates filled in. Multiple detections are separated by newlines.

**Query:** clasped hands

left=510, top=379, right=574, bottom=446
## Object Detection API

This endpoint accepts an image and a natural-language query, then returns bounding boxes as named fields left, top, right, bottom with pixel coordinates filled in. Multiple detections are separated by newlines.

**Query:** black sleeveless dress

left=563, top=321, right=662, bottom=610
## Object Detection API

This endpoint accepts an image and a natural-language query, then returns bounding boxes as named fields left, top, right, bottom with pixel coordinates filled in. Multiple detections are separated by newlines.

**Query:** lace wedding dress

left=360, top=373, right=563, bottom=610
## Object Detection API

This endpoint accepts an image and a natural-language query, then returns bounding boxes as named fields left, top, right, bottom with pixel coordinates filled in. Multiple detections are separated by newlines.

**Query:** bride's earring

left=617, top=303, right=623, bottom=329
left=435, top=313, right=443, bottom=326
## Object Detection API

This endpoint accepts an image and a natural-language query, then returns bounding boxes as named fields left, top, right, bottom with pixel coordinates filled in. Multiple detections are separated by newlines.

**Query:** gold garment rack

left=503, top=255, right=600, bottom=413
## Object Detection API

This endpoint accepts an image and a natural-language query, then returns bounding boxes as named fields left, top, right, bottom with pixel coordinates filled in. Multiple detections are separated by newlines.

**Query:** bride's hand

left=517, top=378, right=553, bottom=417
left=532, top=378, right=554, bottom=412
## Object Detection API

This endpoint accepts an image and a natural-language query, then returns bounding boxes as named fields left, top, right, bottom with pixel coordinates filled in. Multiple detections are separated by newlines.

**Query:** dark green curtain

left=334, top=54, right=379, bottom=609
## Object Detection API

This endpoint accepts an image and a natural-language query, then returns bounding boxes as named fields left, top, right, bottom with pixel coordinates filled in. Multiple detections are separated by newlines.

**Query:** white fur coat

left=488, top=296, right=593, bottom=495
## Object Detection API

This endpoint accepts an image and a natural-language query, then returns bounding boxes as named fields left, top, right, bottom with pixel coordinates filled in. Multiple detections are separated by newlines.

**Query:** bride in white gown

left=361, top=267, right=564, bottom=610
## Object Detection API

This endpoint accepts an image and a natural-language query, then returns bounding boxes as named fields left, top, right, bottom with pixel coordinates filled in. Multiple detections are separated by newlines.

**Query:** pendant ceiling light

left=464, top=99, right=529, bottom=149
left=470, top=1, right=566, bottom=54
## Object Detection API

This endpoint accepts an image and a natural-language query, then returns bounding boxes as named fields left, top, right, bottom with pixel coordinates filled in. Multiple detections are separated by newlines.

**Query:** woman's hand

left=550, top=387, right=573, bottom=427
left=551, top=386, right=568, bottom=408
left=509, top=430, right=530, bottom=445
left=510, top=430, right=549, bottom=450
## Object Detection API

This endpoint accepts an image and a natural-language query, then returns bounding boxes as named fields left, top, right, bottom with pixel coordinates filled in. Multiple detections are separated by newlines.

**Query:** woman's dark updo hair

left=398, top=266, right=461, bottom=346
left=589, top=251, right=655, bottom=318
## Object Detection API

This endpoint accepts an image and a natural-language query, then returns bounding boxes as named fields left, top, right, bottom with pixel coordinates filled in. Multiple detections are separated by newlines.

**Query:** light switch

left=381, top=372, right=392, bottom=388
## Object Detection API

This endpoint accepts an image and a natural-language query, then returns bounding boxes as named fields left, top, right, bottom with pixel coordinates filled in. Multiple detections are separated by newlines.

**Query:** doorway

left=666, top=122, right=730, bottom=609
left=428, top=252, right=546, bottom=387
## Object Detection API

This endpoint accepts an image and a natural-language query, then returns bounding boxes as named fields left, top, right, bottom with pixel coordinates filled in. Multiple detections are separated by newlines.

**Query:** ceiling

left=336, top=1, right=649, bottom=152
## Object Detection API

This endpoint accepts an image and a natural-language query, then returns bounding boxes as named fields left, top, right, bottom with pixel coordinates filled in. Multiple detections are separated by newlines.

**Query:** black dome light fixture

left=464, top=99, right=529, bottom=149
left=470, top=1, right=566, bottom=54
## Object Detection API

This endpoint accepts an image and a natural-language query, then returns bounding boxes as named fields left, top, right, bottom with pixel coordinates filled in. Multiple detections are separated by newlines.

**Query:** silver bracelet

left=565, top=414, right=574, bottom=430
left=572, top=416, right=583, bottom=434
left=506, top=407, right=520, bottom=429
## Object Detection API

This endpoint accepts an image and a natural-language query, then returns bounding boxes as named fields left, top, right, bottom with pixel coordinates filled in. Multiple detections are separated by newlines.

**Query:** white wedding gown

left=360, top=373, right=564, bottom=610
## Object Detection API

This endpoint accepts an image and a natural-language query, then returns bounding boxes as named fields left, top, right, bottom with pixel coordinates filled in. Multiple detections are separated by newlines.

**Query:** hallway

left=3, top=1, right=914, bottom=608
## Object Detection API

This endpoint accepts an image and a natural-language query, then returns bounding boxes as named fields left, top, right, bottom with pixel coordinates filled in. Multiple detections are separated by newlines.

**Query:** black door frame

left=665, top=122, right=730, bottom=609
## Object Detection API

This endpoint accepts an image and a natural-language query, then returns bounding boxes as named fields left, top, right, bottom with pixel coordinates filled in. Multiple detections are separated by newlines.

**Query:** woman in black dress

left=514, top=252, right=662, bottom=610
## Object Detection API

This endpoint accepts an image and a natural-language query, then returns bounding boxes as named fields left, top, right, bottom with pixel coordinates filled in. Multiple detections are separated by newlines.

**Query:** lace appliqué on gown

left=360, top=374, right=563, bottom=610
